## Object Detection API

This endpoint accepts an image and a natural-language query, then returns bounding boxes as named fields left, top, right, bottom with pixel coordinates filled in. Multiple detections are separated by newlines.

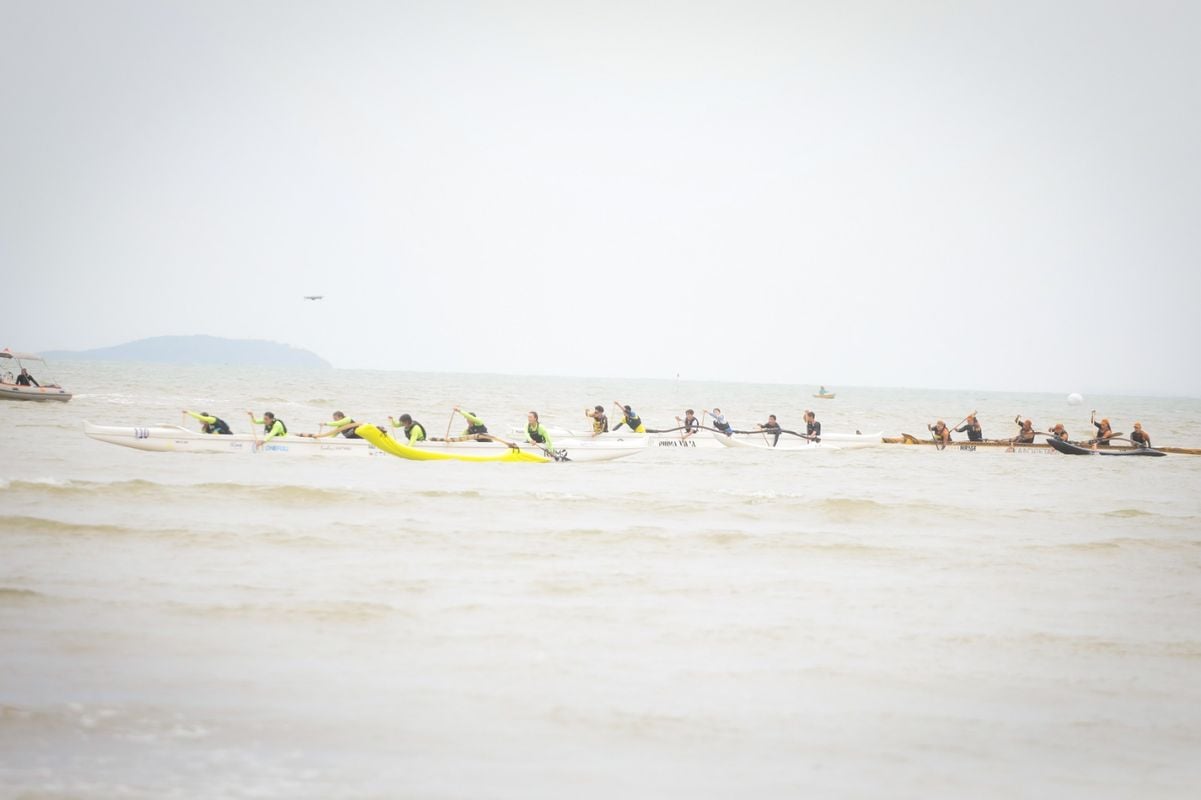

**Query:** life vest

left=807, top=421, right=822, bottom=437
left=405, top=422, right=426, bottom=441
left=683, top=417, right=698, bottom=432
left=466, top=422, right=488, bottom=435
left=1131, top=430, right=1150, bottom=446
left=592, top=415, right=608, bottom=434
left=712, top=417, right=731, bottom=432
left=625, top=412, right=642, bottom=429
left=339, top=420, right=361, bottom=439
left=527, top=424, right=547, bottom=444
left=205, top=417, right=232, bottom=435
left=265, top=418, right=287, bottom=435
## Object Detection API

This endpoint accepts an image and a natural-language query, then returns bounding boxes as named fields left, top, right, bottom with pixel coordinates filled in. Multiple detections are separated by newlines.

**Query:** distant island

left=45, top=335, right=332, bottom=368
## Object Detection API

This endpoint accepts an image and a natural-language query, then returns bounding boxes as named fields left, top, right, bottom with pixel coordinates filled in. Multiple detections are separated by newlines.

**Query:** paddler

left=804, top=410, right=822, bottom=442
left=585, top=405, right=609, bottom=436
left=757, top=414, right=782, bottom=447
left=1013, top=416, right=1036, bottom=444
left=955, top=414, right=983, bottom=442
left=300, top=411, right=362, bottom=439
left=705, top=408, right=733, bottom=436
left=612, top=402, right=646, bottom=433
left=928, top=420, right=951, bottom=445
left=1048, top=423, right=1070, bottom=441
left=442, top=406, right=489, bottom=442
left=1131, top=422, right=1152, bottom=448
left=248, top=410, right=287, bottom=442
left=1090, top=411, right=1117, bottom=447
left=388, top=413, right=427, bottom=444
left=183, top=409, right=232, bottom=435
left=675, top=409, right=700, bottom=439
left=526, top=411, right=554, bottom=453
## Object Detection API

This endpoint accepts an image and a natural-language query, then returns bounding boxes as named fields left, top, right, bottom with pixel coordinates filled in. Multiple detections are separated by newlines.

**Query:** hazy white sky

left=3, top=1, right=1199, bottom=395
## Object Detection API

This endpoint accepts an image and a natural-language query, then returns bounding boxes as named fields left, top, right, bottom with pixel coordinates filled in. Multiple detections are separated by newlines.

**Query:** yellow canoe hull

left=355, top=425, right=550, bottom=463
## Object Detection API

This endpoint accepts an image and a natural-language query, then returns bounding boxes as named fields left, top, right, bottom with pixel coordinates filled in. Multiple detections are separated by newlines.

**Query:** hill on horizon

left=45, top=335, right=332, bottom=368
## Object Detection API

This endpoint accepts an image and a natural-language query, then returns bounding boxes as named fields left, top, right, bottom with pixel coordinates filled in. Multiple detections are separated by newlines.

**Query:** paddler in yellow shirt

left=388, top=413, right=427, bottom=445
left=247, top=410, right=287, bottom=442
left=525, top=411, right=554, bottom=453
left=440, top=406, right=490, bottom=442
left=183, top=409, right=232, bottom=435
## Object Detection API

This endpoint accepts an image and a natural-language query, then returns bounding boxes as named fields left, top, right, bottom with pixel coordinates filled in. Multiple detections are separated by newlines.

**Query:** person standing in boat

left=248, top=410, right=287, bottom=442
left=15, top=368, right=39, bottom=387
left=1013, top=416, right=1036, bottom=444
left=388, top=413, right=427, bottom=444
left=526, top=411, right=554, bottom=453
left=1048, top=423, right=1070, bottom=441
left=757, top=414, right=782, bottom=446
left=183, top=409, right=232, bottom=435
left=1090, top=412, right=1117, bottom=447
left=955, top=414, right=983, bottom=442
left=705, top=408, right=733, bottom=436
left=928, top=420, right=951, bottom=445
left=1131, top=422, right=1152, bottom=448
left=612, top=402, right=646, bottom=433
left=804, top=410, right=822, bottom=442
left=301, top=411, right=362, bottom=439
left=675, top=409, right=700, bottom=439
left=442, top=406, right=489, bottom=442
left=585, top=405, right=609, bottom=436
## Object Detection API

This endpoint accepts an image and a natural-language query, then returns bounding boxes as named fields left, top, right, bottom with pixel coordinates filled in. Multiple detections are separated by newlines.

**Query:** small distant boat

left=0, top=349, right=71, bottom=402
left=813, top=387, right=836, bottom=399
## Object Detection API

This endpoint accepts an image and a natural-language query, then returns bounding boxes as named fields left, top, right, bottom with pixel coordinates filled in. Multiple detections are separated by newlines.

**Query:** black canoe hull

left=1047, top=437, right=1166, bottom=457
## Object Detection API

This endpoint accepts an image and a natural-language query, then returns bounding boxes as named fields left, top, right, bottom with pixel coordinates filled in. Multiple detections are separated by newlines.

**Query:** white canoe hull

left=714, top=432, right=843, bottom=451
left=84, top=422, right=387, bottom=456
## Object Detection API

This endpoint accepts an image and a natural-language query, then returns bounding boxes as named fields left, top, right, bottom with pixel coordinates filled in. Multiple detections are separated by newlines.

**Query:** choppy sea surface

left=2, top=361, right=1200, bottom=799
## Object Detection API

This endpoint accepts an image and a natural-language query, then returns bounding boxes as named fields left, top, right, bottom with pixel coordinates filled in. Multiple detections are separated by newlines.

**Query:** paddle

left=246, top=410, right=261, bottom=450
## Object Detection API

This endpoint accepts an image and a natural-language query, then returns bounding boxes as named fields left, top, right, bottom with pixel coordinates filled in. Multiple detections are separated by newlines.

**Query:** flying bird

left=303, top=295, right=324, bottom=301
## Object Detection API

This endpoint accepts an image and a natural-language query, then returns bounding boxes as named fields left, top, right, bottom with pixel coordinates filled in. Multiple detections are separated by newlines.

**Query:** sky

left=2, top=1, right=1199, bottom=396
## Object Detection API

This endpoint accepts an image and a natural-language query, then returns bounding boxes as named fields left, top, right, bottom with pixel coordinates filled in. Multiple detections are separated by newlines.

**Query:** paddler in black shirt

left=955, top=414, right=983, bottom=442
left=1048, top=423, right=1069, bottom=441
left=1131, top=422, right=1151, bottom=448
left=675, top=409, right=700, bottom=439
left=15, top=368, right=38, bottom=387
left=757, top=414, right=782, bottom=446
left=804, top=410, right=822, bottom=442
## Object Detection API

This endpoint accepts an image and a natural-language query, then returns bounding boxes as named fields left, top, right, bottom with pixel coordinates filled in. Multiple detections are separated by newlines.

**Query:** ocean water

left=2, top=362, right=1200, bottom=798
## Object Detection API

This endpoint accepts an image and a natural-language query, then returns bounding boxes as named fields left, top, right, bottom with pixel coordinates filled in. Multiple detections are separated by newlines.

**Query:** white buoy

left=1067, top=393, right=1083, bottom=406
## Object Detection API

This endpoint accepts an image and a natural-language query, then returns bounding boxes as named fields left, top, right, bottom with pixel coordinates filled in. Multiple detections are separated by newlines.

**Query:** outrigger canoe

left=885, top=433, right=1198, bottom=455
left=84, top=422, right=386, bottom=456
left=355, top=425, right=650, bottom=463
left=1047, top=437, right=1166, bottom=457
